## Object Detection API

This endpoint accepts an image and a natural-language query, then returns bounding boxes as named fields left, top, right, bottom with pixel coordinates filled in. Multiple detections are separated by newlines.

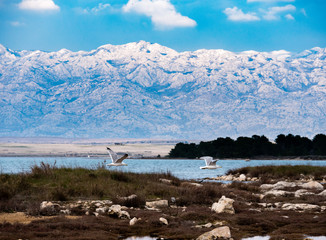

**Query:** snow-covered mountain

left=0, top=41, right=325, bottom=140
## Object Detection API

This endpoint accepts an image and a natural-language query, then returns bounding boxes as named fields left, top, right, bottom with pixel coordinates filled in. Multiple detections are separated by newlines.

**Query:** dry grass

left=227, top=165, right=326, bottom=181
left=1, top=164, right=326, bottom=239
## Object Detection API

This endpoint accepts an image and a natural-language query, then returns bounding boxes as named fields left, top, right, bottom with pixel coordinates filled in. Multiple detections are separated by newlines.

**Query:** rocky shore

left=0, top=166, right=325, bottom=239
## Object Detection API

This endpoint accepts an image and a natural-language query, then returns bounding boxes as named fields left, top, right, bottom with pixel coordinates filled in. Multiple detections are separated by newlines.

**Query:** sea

left=1, top=157, right=326, bottom=180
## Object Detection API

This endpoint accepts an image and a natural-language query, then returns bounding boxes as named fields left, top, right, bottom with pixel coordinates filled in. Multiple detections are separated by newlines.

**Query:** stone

left=95, top=207, right=108, bottom=214
left=60, top=209, right=71, bottom=215
left=272, top=181, right=297, bottom=190
left=281, top=203, right=321, bottom=211
left=189, top=182, right=203, bottom=187
left=120, top=194, right=138, bottom=201
left=120, top=210, right=130, bottom=219
left=159, top=178, right=172, bottom=184
left=260, top=184, right=274, bottom=191
left=196, top=226, right=232, bottom=240
left=225, top=175, right=233, bottom=181
left=295, top=189, right=314, bottom=198
left=238, top=174, right=246, bottom=181
left=318, top=190, right=326, bottom=196
left=121, top=206, right=129, bottom=211
left=212, top=220, right=226, bottom=226
left=146, top=200, right=169, bottom=208
left=211, top=196, right=235, bottom=214
left=129, top=217, right=139, bottom=226
left=159, top=217, right=168, bottom=225
left=302, top=181, right=324, bottom=190
left=94, top=203, right=102, bottom=207
left=203, top=223, right=213, bottom=228
left=263, top=190, right=291, bottom=198
left=195, top=223, right=213, bottom=228
left=108, top=204, right=122, bottom=218
left=40, top=201, right=61, bottom=216
left=182, top=182, right=203, bottom=187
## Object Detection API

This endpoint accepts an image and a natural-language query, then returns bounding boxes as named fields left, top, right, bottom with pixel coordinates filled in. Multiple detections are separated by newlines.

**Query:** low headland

left=0, top=164, right=325, bottom=240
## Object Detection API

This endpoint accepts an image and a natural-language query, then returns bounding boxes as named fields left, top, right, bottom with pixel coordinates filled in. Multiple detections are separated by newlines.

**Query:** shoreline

left=0, top=143, right=325, bottom=160
left=0, top=153, right=325, bottom=160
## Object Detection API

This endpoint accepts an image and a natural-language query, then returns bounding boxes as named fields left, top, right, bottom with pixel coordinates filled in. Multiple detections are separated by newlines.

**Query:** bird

left=199, top=156, right=221, bottom=169
left=106, top=147, right=128, bottom=167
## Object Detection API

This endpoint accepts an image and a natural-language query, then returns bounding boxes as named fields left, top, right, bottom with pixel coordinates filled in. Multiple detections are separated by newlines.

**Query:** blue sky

left=0, top=0, right=325, bottom=52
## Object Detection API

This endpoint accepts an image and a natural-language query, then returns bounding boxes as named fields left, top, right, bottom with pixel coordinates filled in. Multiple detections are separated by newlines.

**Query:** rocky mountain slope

left=0, top=41, right=325, bottom=139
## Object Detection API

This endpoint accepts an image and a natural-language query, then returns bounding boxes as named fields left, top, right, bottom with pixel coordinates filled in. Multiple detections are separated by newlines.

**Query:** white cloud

left=285, top=13, right=294, bottom=20
left=301, top=8, right=307, bottom=17
left=224, top=7, right=260, bottom=21
left=81, top=3, right=112, bottom=14
left=18, top=0, right=60, bottom=11
left=262, top=4, right=296, bottom=20
left=10, top=21, right=25, bottom=26
left=248, top=0, right=295, bottom=2
left=122, top=0, right=197, bottom=29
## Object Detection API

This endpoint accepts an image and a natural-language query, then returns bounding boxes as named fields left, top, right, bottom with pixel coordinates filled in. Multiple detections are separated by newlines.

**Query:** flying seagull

left=106, top=147, right=128, bottom=166
left=199, top=156, right=221, bottom=169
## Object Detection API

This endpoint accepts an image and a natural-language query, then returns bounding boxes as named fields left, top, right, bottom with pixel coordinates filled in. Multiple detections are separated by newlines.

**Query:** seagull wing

left=107, top=147, right=118, bottom=163
left=200, top=156, right=213, bottom=166
left=209, top=159, right=217, bottom=166
left=115, top=154, right=128, bottom=163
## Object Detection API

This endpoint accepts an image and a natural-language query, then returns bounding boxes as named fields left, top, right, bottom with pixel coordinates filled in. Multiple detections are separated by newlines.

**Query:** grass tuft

left=227, top=165, right=326, bottom=180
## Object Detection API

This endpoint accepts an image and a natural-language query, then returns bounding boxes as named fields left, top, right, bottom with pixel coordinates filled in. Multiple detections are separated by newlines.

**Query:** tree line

left=168, top=134, right=326, bottom=159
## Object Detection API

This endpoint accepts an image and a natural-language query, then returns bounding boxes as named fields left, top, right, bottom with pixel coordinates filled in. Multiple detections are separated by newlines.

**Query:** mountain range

left=0, top=41, right=325, bottom=140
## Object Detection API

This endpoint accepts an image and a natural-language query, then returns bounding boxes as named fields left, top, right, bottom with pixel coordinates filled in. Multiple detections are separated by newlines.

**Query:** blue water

left=1, top=157, right=326, bottom=180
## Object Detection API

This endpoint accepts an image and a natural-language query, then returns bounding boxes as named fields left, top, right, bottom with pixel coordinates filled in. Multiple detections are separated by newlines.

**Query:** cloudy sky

left=0, top=0, right=325, bottom=52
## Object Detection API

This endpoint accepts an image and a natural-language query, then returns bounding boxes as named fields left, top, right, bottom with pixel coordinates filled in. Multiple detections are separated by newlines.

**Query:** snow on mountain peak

left=0, top=43, right=325, bottom=139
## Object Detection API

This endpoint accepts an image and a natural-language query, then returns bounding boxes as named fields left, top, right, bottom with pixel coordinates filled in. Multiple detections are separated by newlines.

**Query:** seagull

left=199, top=156, right=221, bottom=169
left=106, top=147, right=128, bottom=167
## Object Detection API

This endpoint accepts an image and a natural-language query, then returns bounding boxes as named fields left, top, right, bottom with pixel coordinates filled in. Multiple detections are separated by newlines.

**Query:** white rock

left=211, top=196, right=235, bottom=214
left=129, top=217, right=139, bottom=226
left=273, top=181, right=297, bottom=190
left=60, top=209, right=71, bottom=215
left=260, top=184, right=274, bottom=191
left=263, top=190, right=291, bottom=197
left=120, top=210, right=130, bottom=219
left=39, top=201, right=61, bottom=215
left=294, top=189, right=314, bottom=198
left=239, top=174, right=246, bottom=181
left=94, top=203, right=102, bottom=207
left=318, top=190, right=326, bottom=196
left=196, top=226, right=232, bottom=240
left=302, top=181, right=324, bottom=190
left=159, top=217, right=168, bottom=225
left=225, top=175, right=233, bottom=181
left=146, top=200, right=168, bottom=208
left=159, top=178, right=172, bottom=184
left=203, top=222, right=213, bottom=228
left=108, top=204, right=122, bottom=217
left=95, top=207, right=108, bottom=214
left=281, top=203, right=321, bottom=211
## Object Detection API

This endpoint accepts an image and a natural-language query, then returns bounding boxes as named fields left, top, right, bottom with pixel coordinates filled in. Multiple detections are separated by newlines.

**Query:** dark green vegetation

left=169, top=133, right=326, bottom=158
left=0, top=164, right=326, bottom=239
left=227, top=165, right=326, bottom=181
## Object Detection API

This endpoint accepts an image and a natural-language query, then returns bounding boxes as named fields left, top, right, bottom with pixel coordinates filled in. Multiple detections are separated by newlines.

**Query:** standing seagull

left=106, top=147, right=128, bottom=166
left=199, top=156, right=221, bottom=169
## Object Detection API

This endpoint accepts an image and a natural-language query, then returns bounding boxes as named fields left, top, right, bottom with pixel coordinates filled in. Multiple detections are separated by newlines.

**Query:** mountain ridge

left=1, top=42, right=325, bottom=139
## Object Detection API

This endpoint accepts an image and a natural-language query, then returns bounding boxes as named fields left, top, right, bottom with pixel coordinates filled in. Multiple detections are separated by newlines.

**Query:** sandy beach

left=0, top=143, right=175, bottom=158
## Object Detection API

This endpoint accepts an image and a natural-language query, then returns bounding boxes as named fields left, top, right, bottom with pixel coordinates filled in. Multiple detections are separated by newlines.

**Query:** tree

left=313, top=134, right=326, bottom=155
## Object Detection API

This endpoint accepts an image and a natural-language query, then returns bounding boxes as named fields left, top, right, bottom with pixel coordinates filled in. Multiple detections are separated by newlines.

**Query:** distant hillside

left=0, top=41, right=325, bottom=139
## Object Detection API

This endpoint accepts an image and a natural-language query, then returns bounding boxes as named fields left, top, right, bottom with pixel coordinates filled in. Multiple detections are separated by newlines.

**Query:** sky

left=0, top=0, right=325, bottom=52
